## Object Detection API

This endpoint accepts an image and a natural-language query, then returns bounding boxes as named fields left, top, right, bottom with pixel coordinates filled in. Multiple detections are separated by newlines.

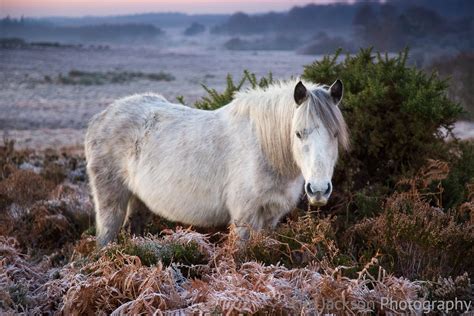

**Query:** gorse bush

left=302, top=48, right=462, bottom=192
left=194, top=70, right=272, bottom=110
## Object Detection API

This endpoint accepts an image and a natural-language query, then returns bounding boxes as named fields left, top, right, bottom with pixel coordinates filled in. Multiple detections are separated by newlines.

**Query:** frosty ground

left=0, top=45, right=317, bottom=149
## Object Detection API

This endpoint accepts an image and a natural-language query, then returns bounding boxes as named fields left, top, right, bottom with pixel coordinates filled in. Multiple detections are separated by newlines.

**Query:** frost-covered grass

left=0, top=141, right=472, bottom=314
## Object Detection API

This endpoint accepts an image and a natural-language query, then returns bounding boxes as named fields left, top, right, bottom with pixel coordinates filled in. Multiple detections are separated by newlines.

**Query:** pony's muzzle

left=305, top=182, right=332, bottom=206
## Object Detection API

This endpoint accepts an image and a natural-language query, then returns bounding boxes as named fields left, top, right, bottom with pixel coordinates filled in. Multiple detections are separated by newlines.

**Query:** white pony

left=85, top=79, right=349, bottom=247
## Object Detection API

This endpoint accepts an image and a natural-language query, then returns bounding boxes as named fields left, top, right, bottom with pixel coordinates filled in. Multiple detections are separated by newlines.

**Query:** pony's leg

left=123, top=194, right=150, bottom=236
left=233, top=203, right=288, bottom=240
left=231, top=206, right=266, bottom=241
left=89, top=166, right=131, bottom=247
left=262, top=203, right=287, bottom=229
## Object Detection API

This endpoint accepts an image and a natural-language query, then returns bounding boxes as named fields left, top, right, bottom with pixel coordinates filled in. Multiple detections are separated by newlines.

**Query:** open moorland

left=0, top=44, right=318, bottom=149
left=1, top=44, right=473, bottom=314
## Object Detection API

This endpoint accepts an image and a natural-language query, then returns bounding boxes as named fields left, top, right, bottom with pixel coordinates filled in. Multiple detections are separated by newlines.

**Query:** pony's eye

left=296, top=131, right=302, bottom=139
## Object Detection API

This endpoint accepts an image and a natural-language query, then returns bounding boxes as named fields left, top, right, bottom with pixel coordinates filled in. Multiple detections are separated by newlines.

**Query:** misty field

left=0, top=44, right=316, bottom=149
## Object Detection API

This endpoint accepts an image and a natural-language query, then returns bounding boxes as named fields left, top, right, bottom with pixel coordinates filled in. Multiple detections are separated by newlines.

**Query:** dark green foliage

left=303, top=48, right=462, bottom=193
left=176, top=95, right=186, bottom=105
left=195, top=70, right=273, bottom=110
left=194, top=74, right=245, bottom=110
left=119, top=239, right=207, bottom=268
left=351, top=188, right=385, bottom=219
left=83, top=225, right=96, bottom=237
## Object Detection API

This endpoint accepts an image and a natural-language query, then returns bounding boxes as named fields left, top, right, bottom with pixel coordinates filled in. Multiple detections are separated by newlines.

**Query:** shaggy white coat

left=85, top=80, right=348, bottom=246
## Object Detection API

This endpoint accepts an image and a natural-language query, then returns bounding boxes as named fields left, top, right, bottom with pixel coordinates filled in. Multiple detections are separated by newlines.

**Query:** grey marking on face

left=300, top=127, right=316, bottom=138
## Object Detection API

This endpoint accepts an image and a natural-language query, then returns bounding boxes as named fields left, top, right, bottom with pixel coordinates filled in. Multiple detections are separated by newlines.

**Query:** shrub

left=195, top=70, right=272, bottom=110
left=236, top=214, right=340, bottom=268
left=302, top=48, right=462, bottom=194
left=0, top=170, right=54, bottom=207
left=1, top=185, right=94, bottom=256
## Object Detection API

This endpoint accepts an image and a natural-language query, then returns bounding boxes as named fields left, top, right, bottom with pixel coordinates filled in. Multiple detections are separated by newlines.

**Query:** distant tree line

left=353, top=3, right=473, bottom=52
left=0, top=17, right=163, bottom=43
left=211, top=4, right=356, bottom=34
left=212, top=0, right=473, bottom=36
left=215, top=0, right=473, bottom=55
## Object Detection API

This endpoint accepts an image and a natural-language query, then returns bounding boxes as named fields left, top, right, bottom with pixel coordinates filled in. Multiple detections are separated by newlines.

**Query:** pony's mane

left=227, top=79, right=349, bottom=177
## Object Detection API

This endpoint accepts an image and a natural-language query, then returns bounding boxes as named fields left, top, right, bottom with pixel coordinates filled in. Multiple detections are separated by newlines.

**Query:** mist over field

left=0, top=0, right=473, bottom=314
left=1, top=0, right=473, bottom=148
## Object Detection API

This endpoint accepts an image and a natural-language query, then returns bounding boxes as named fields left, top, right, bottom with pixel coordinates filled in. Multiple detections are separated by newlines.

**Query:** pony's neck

left=226, top=84, right=300, bottom=179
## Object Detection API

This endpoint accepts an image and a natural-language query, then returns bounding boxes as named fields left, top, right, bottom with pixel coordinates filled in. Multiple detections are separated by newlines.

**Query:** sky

left=1, top=0, right=352, bottom=17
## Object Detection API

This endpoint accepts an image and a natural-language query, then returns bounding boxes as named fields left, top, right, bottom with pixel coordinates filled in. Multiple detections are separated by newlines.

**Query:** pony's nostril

left=324, top=183, right=332, bottom=196
left=305, top=182, right=314, bottom=195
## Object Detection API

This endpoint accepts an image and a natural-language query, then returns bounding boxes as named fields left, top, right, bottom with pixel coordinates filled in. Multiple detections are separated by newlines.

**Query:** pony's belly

left=147, top=199, right=231, bottom=227
left=132, top=178, right=231, bottom=227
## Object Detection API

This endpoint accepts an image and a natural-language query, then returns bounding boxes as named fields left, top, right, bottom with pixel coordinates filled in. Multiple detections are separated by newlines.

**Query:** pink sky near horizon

left=1, top=0, right=351, bottom=17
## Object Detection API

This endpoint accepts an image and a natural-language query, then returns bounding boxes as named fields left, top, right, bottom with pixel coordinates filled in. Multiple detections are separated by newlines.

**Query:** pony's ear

left=294, top=81, right=308, bottom=106
left=329, top=79, right=343, bottom=104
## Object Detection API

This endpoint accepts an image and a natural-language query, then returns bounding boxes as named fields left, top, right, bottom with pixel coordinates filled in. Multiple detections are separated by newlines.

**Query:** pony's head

left=291, top=80, right=349, bottom=206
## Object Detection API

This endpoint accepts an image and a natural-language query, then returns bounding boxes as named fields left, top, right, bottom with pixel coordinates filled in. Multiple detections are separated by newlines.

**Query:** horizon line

left=1, top=0, right=357, bottom=19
